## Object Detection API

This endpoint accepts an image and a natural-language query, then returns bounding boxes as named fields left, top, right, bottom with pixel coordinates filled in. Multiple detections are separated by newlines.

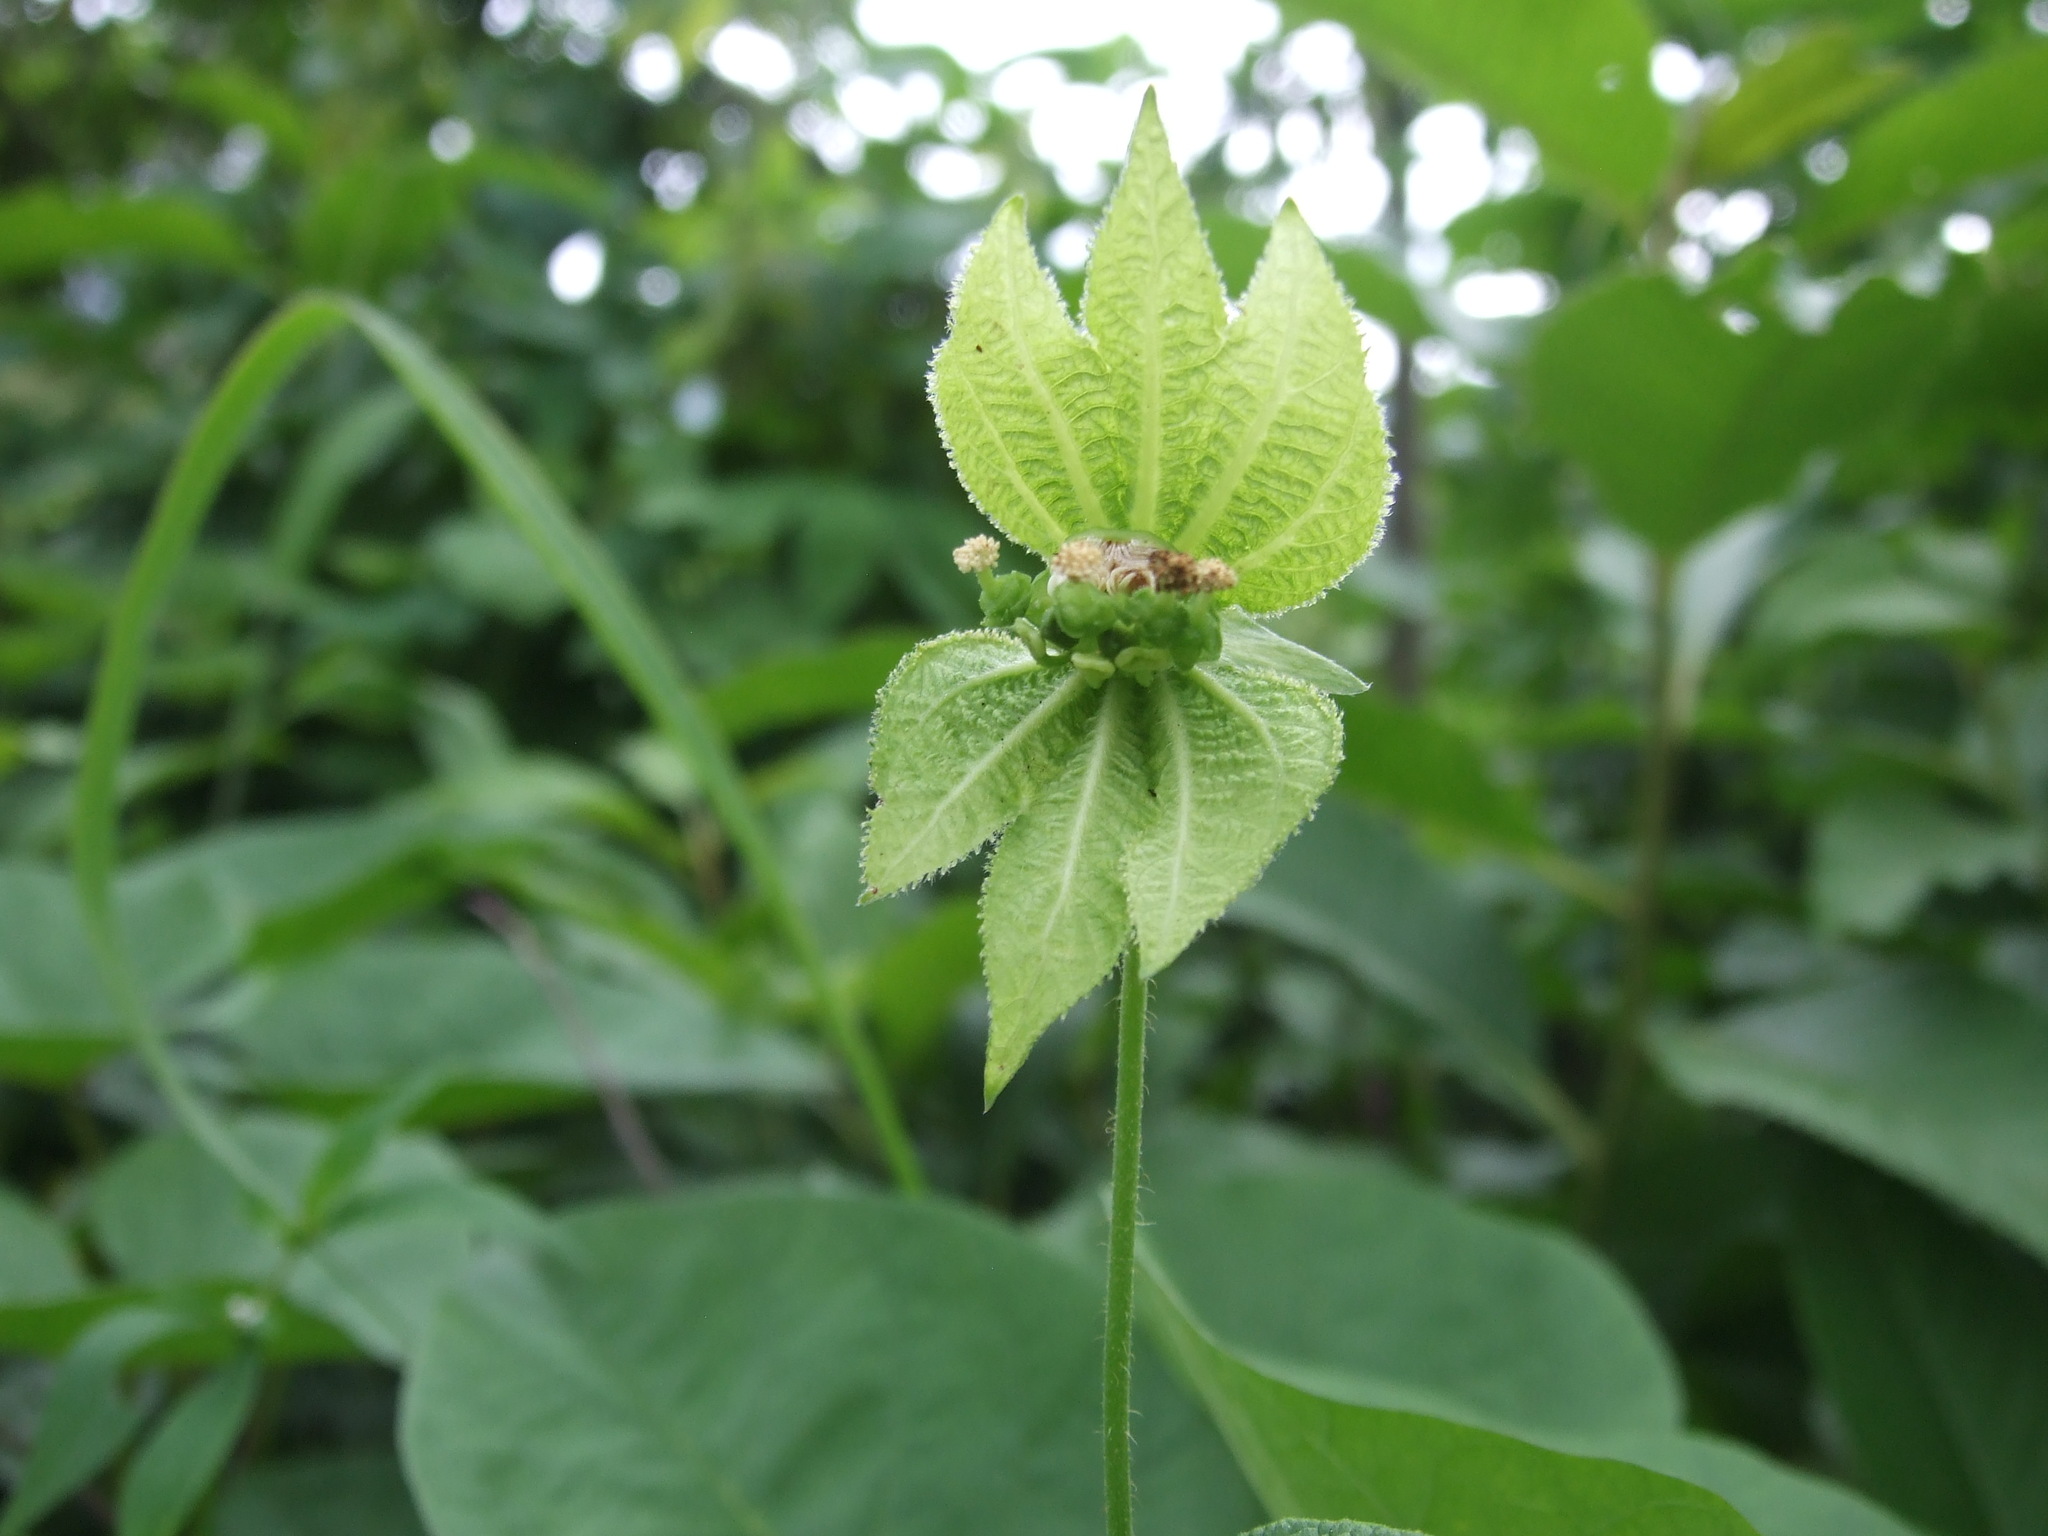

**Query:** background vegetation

left=0, top=1, right=2044, bottom=1533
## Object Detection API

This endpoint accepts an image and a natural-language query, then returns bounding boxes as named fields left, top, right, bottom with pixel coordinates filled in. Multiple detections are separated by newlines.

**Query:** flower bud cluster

left=953, top=535, right=1233, bottom=686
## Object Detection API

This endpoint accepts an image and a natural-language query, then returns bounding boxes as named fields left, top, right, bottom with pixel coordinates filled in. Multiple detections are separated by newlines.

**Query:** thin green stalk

left=73, top=293, right=924, bottom=1213
left=1102, top=941, right=1148, bottom=1536
left=1583, top=552, right=1680, bottom=1225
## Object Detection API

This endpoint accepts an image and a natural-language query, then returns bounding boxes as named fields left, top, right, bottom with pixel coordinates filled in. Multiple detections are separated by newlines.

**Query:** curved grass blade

left=73, top=292, right=924, bottom=1209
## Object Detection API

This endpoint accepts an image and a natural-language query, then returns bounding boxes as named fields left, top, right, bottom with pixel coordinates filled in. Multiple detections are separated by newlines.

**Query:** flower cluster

left=955, top=536, right=1234, bottom=686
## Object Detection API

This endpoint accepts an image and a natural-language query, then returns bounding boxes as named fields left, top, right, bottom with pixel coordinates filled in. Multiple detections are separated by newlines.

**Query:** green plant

left=861, top=96, right=1387, bottom=1534
left=3, top=3, right=2046, bottom=1535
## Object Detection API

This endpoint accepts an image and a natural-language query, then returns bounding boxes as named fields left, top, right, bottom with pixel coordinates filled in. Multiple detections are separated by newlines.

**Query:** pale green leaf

left=1139, top=1117, right=1913, bottom=1536
left=1692, top=25, right=1912, bottom=184
left=1241, top=1525, right=1419, bottom=1536
left=863, top=631, right=1096, bottom=896
left=1805, top=44, right=2048, bottom=248
left=1141, top=1117, right=1681, bottom=1439
left=1178, top=207, right=1389, bottom=612
left=981, top=679, right=1150, bottom=1100
left=1083, top=91, right=1228, bottom=540
left=1143, top=1261, right=1760, bottom=1535
left=929, top=199, right=1120, bottom=553
left=1220, top=610, right=1368, bottom=695
left=1126, top=662, right=1340, bottom=975
left=400, top=1190, right=1261, bottom=1536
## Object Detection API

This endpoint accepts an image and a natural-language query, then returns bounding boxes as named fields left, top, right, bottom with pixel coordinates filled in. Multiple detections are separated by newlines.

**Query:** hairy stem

left=1103, top=941, right=1149, bottom=1536
left=1584, top=553, right=1680, bottom=1225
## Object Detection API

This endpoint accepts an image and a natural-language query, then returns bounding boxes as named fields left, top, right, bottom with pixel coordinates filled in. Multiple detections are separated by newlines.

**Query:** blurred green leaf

left=208, top=934, right=831, bottom=1122
left=172, top=63, right=313, bottom=166
left=294, top=154, right=464, bottom=291
left=1805, top=44, right=2048, bottom=247
left=0, top=859, right=244, bottom=1084
left=1529, top=275, right=1946, bottom=551
left=1807, top=788, right=2031, bottom=937
left=400, top=1190, right=1263, bottom=1536
left=1142, top=1258, right=1760, bottom=1535
left=1230, top=798, right=1594, bottom=1157
left=862, top=895, right=981, bottom=1067
left=1141, top=1117, right=1682, bottom=1438
left=1654, top=968, right=2048, bottom=1265
left=0, top=1187, right=86, bottom=1305
left=0, top=185, right=256, bottom=281
left=88, top=1112, right=537, bottom=1363
left=1336, top=695, right=1543, bottom=851
left=212, top=1453, right=427, bottom=1536
left=0, top=1307, right=187, bottom=1536
left=1693, top=26, right=1912, bottom=184
left=704, top=627, right=919, bottom=742
left=1140, top=1118, right=1918, bottom=1536
left=114, top=1350, right=262, bottom=1536
left=1787, top=1149, right=2048, bottom=1536
left=1291, top=0, right=1673, bottom=214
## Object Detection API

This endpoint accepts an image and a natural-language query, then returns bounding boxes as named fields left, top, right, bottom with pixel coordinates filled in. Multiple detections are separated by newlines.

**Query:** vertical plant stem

left=469, top=891, right=672, bottom=1192
left=1584, top=552, right=1680, bottom=1224
left=1367, top=74, right=1427, bottom=700
left=1102, top=941, right=1148, bottom=1536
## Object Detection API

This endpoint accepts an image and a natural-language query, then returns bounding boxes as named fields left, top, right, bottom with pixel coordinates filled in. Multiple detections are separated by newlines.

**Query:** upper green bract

left=930, top=94, right=1390, bottom=616
left=869, top=94, right=1387, bottom=1102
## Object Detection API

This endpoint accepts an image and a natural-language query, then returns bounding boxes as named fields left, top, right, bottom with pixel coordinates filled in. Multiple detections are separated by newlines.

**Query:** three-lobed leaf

left=930, top=94, right=1388, bottom=614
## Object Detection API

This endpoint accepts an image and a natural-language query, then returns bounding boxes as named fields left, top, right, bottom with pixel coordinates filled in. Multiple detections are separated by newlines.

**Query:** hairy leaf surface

left=981, top=679, right=1149, bottom=1100
left=929, top=200, right=1119, bottom=553
left=864, top=631, right=1095, bottom=896
left=1126, top=663, right=1340, bottom=975
left=1083, top=94, right=1228, bottom=539
left=1179, top=207, right=1389, bottom=612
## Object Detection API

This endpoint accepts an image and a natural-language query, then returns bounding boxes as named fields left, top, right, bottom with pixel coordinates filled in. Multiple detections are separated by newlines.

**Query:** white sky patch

left=1044, top=219, right=1096, bottom=272
left=855, top=0, right=1278, bottom=73
left=1279, top=104, right=1388, bottom=240
left=910, top=144, right=1004, bottom=201
left=1452, top=269, right=1556, bottom=320
left=1359, top=314, right=1400, bottom=396
left=704, top=21, right=798, bottom=102
left=1649, top=41, right=1705, bottom=104
left=622, top=33, right=683, bottom=102
left=1942, top=212, right=1992, bottom=255
left=856, top=0, right=1276, bottom=192
left=428, top=118, right=476, bottom=163
left=547, top=231, right=605, bottom=304
left=1405, top=103, right=1491, bottom=232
